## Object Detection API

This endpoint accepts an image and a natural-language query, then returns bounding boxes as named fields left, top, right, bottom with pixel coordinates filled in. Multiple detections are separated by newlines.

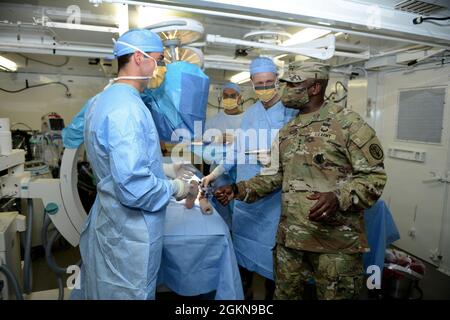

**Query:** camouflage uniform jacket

left=235, top=101, right=387, bottom=253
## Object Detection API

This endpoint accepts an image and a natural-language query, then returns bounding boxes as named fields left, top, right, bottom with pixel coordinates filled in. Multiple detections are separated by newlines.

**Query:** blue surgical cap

left=250, top=57, right=277, bottom=75
left=223, top=82, right=241, bottom=94
left=113, top=28, right=164, bottom=57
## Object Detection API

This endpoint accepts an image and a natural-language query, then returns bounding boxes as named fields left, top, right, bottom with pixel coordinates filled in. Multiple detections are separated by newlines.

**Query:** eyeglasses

left=223, top=93, right=239, bottom=99
left=156, top=60, right=166, bottom=67
left=252, top=79, right=276, bottom=87
left=142, top=52, right=166, bottom=67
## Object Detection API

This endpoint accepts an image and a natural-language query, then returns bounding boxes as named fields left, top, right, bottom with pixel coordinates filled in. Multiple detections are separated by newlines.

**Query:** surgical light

left=283, top=28, right=331, bottom=46
left=230, top=71, right=250, bottom=84
left=137, top=5, right=177, bottom=27
left=0, top=55, right=17, bottom=72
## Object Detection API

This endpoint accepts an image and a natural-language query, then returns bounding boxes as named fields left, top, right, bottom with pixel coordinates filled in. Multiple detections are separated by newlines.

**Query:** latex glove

left=163, top=162, right=195, bottom=180
left=170, top=178, right=197, bottom=201
left=201, top=165, right=225, bottom=188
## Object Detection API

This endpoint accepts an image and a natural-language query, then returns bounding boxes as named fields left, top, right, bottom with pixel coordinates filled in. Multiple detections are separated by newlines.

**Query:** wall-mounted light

left=230, top=71, right=250, bottom=84
left=0, top=55, right=18, bottom=72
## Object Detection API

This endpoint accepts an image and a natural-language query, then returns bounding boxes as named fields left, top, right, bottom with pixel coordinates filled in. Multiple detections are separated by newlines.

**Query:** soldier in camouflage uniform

left=214, top=61, right=387, bottom=300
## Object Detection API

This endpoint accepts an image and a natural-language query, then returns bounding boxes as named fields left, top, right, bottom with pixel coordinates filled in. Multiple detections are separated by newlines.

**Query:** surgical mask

left=148, top=64, right=167, bottom=89
left=253, top=83, right=278, bottom=103
left=281, top=85, right=310, bottom=109
left=222, top=98, right=239, bottom=110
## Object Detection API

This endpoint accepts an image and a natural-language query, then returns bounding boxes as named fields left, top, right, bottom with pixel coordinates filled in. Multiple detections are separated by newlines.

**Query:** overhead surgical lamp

left=0, top=55, right=18, bottom=72
left=230, top=71, right=251, bottom=84
left=146, top=18, right=205, bottom=68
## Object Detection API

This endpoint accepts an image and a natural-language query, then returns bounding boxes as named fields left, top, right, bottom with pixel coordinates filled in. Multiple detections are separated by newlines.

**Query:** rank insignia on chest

left=320, top=122, right=331, bottom=133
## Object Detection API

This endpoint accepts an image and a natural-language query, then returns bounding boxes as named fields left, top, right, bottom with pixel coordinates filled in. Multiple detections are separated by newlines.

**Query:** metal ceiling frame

left=90, top=0, right=450, bottom=48
left=206, top=33, right=370, bottom=60
left=0, top=0, right=448, bottom=70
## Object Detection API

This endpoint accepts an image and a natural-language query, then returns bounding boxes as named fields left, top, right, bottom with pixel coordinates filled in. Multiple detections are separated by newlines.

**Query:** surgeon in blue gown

left=203, top=82, right=244, bottom=229
left=75, top=29, right=193, bottom=300
left=202, top=57, right=298, bottom=299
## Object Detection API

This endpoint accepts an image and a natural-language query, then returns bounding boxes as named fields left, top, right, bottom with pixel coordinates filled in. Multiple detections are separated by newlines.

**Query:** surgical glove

left=170, top=179, right=186, bottom=201
left=170, top=178, right=197, bottom=201
left=163, top=163, right=195, bottom=180
left=201, top=165, right=225, bottom=187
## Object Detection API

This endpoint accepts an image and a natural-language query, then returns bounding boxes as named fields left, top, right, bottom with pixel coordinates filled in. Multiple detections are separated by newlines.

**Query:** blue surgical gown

left=364, top=200, right=400, bottom=275
left=62, top=98, right=92, bottom=149
left=77, top=83, right=174, bottom=299
left=204, top=111, right=244, bottom=133
left=203, top=111, right=244, bottom=170
left=224, top=100, right=298, bottom=280
left=203, top=111, right=244, bottom=228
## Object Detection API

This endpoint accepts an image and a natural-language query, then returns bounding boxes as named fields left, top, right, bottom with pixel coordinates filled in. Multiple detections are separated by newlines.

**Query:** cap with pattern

left=280, top=60, right=330, bottom=83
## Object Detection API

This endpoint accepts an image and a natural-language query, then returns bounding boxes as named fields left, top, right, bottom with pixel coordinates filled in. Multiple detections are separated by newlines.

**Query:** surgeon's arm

left=201, top=136, right=238, bottom=187
left=62, top=98, right=93, bottom=148
left=334, top=121, right=387, bottom=212
left=107, top=109, right=174, bottom=212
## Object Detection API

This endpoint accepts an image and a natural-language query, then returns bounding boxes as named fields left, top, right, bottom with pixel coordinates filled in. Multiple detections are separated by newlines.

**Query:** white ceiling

left=0, top=0, right=448, bottom=82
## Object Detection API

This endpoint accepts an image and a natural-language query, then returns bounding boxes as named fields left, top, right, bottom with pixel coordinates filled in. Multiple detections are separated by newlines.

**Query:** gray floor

left=31, top=244, right=81, bottom=293
left=30, top=245, right=450, bottom=300
left=417, top=261, right=450, bottom=299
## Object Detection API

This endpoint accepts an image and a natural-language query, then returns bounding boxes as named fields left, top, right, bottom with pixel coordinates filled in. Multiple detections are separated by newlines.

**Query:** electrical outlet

left=408, top=227, right=416, bottom=238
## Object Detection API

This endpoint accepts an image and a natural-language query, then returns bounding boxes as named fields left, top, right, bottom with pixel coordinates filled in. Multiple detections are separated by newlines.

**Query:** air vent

left=395, top=0, right=446, bottom=15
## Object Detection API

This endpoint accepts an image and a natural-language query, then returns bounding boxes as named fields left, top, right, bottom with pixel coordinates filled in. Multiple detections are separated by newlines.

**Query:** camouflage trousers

left=273, top=245, right=364, bottom=300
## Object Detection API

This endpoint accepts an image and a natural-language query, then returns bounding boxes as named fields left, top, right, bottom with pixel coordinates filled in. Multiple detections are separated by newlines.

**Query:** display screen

left=49, top=118, right=65, bottom=131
